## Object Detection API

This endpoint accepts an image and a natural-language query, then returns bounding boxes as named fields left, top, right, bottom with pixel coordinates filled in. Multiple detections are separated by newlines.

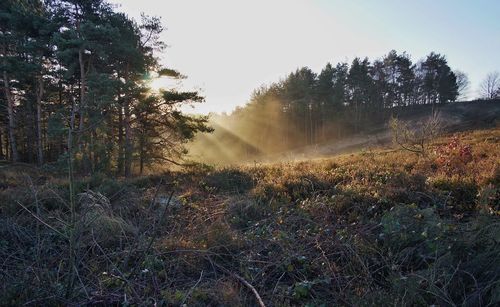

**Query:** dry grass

left=1, top=128, right=499, bottom=305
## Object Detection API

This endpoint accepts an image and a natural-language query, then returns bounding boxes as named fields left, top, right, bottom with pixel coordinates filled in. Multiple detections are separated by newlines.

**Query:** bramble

left=435, top=137, right=473, bottom=176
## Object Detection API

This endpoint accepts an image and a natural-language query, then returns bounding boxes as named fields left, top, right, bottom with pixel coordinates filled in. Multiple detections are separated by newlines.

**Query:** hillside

left=1, top=127, right=499, bottom=305
left=226, top=100, right=500, bottom=164
left=191, top=100, right=500, bottom=165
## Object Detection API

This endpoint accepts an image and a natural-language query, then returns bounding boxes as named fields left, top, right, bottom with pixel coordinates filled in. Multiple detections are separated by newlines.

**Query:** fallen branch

left=230, top=271, right=266, bottom=307
left=181, top=270, right=204, bottom=305
left=211, top=261, right=266, bottom=307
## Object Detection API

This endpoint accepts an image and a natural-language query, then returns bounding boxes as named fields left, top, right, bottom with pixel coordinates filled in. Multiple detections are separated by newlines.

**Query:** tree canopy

left=0, top=0, right=211, bottom=175
left=194, top=50, right=462, bottom=161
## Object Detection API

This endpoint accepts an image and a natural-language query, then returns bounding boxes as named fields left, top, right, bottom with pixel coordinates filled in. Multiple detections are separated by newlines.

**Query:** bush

left=436, top=136, right=473, bottom=176
left=430, top=176, right=478, bottom=212
left=390, top=112, right=441, bottom=156
left=380, top=204, right=447, bottom=259
left=205, top=222, right=241, bottom=254
left=1, top=128, right=499, bottom=305
left=477, top=184, right=499, bottom=215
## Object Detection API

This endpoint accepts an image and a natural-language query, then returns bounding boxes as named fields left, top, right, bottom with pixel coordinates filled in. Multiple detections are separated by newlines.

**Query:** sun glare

left=149, top=76, right=176, bottom=92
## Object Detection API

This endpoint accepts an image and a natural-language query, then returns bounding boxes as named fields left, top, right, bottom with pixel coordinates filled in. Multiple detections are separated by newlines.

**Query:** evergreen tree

left=0, top=0, right=212, bottom=175
left=418, top=52, right=458, bottom=104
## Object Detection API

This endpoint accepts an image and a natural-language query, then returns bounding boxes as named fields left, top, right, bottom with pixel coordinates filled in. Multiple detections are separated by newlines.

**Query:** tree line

left=197, top=50, right=475, bottom=160
left=0, top=0, right=211, bottom=175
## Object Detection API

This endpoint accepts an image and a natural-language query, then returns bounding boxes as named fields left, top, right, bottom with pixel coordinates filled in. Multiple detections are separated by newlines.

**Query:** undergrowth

left=1, top=128, right=499, bottom=306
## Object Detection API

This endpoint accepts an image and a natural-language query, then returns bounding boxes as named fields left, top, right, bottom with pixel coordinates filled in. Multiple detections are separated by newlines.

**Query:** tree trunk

left=117, top=84, right=124, bottom=175
left=117, top=105, right=124, bottom=173
left=304, top=108, right=308, bottom=145
left=5, top=128, right=9, bottom=161
left=26, top=92, right=35, bottom=163
left=124, top=101, right=132, bottom=176
left=0, top=125, right=3, bottom=160
left=78, top=48, right=89, bottom=173
left=124, top=64, right=132, bottom=177
left=309, top=104, right=313, bottom=145
left=3, top=70, right=19, bottom=162
left=77, top=12, right=86, bottom=134
left=139, top=142, right=144, bottom=175
left=65, top=95, right=77, bottom=298
left=89, top=129, right=95, bottom=173
left=36, top=75, right=44, bottom=165
left=353, top=100, right=357, bottom=133
left=321, top=102, right=325, bottom=142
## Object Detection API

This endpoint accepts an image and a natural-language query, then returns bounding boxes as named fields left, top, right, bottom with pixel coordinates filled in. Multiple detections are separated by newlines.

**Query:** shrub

left=435, top=136, right=473, bottom=176
left=477, top=184, right=499, bottom=215
left=205, top=222, right=240, bottom=254
left=380, top=204, right=447, bottom=259
left=390, top=112, right=441, bottom=156
left=430, top=176, right=478, bottom=212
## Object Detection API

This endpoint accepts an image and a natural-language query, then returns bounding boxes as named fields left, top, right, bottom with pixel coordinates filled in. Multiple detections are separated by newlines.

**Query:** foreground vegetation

left=1, top=128, right=499, bottom=306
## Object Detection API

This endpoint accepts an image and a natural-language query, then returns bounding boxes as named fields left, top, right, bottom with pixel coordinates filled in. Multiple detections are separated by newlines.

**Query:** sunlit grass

left=1, top=127, right=499, bottom=305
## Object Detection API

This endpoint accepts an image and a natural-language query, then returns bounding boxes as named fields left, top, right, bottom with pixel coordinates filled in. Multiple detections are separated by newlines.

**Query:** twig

left=23, top=296, right=57, bottom=306
left=74, top=264, right=90, bottom=300
left=230, top=271, right=266, bottom=307
left=148, top=178, right=164, bottom=210
left=272, top=272, right=285, bottom=294
left=16, top=201, right=66, bottom=238
left=212, top=261, right=266, bottom=307
left=129, top=181, right=173, bottom=279
left=181, top=270, right=204, bottom=305
left=91, top=230, right=140, bottom=299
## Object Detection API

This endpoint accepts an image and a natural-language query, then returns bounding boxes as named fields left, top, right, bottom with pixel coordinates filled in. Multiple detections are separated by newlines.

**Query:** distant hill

left=309, top=99, right=500, bottom=158
left=201, top=99, right=500, bottom=164
left=390, top=99, right=500, bottom=132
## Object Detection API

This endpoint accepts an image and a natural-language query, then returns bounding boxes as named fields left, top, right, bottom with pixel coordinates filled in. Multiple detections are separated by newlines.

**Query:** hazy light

left=149, top=76, right=177, bottom=92
left=110, top=0, right=500, bottom=114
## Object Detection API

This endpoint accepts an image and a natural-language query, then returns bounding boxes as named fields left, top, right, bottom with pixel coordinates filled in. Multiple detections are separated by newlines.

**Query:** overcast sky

left=109, top=0, right=500, bottom=114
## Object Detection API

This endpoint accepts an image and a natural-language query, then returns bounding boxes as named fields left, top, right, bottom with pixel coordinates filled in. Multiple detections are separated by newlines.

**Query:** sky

left=108, top=0, right=500, bottom=114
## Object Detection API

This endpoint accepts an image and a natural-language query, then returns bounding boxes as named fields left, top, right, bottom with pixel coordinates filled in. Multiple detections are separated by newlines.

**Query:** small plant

left=435, top=136, right=473, bottom=176
left=477, top=184, right=499, bottom=215
left=430, top=176, right=478, bottom=211
left=390, top=111, right=441, bottom=156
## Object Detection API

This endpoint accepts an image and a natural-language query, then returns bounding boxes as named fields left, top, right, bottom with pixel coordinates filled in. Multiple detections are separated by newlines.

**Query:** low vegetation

left=1, top=128, right=499, bottom=306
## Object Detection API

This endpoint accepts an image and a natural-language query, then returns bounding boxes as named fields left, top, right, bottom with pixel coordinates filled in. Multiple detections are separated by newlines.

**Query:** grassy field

left=1, top=128, right=499, bottom=306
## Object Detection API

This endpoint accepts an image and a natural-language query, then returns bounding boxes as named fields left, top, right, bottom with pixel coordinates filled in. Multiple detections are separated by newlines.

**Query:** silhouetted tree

left=0, top=0, right=211, bottom=175
left=454, top=70, right=470, bottom=100
left=347, top=57, right=373, bottom=131
left=196, top=50, right=461, bottom=158
left=418, top=52, right=458, bottom=104
left=479, top=71, right=500, bottom=99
